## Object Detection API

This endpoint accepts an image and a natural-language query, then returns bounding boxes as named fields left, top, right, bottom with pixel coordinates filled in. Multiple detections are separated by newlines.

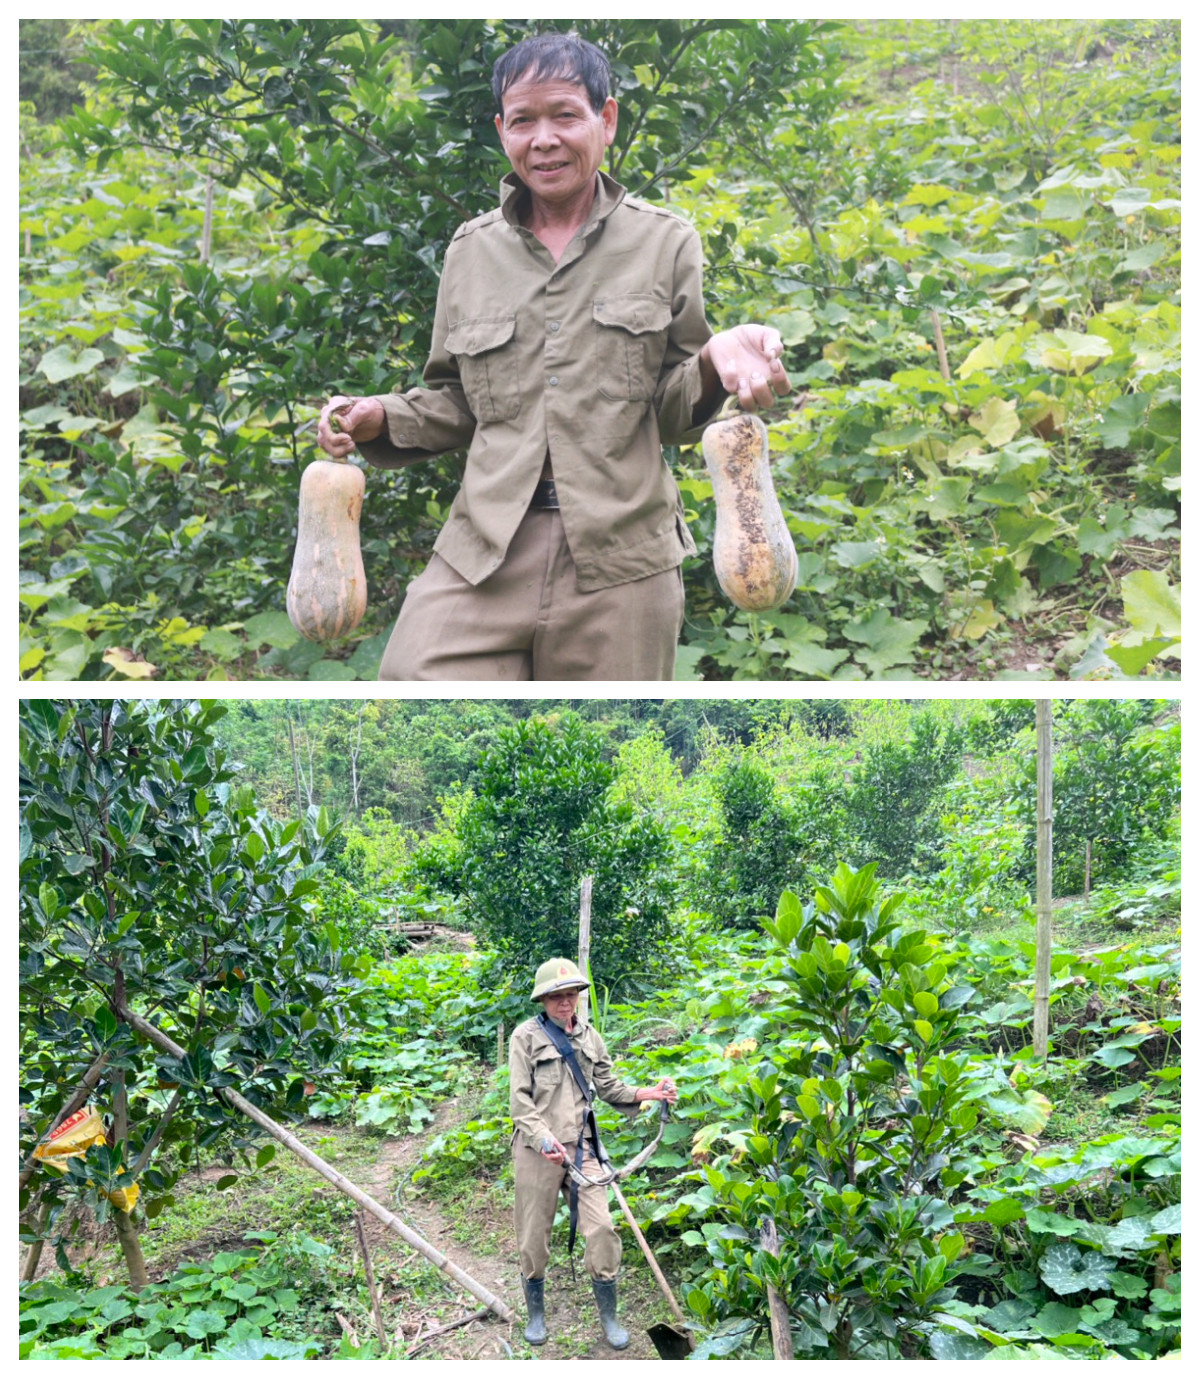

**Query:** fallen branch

left=406, top=1307, right=490, bottom=1358
left=114, top=1002, right=514, bottom=1323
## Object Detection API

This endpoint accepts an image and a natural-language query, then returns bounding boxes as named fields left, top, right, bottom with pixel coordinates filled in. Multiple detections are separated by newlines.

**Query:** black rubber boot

left=591, top=1276, right=630, bottom=1350
left=521, top=1275, right=548, bottom=1346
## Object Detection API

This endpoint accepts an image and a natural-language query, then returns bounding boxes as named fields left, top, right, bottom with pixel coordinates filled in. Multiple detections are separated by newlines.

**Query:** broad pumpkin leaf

left=1121, top=569, right=1181, bottom=640
left=1040, top=1242, right=1115, bottom=1296
left=983, top=1086, right=1053, bottom=1134
left=1039, top=331, right=1112, bottom=376
left=37, top=344, right=105, bottom=383
left=101, top=647, right=157, bottom=679
left=969, top=396, right=1021, bottom=447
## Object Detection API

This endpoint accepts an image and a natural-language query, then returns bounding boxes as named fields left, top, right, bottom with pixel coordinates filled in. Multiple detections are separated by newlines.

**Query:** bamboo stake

left=608, top=1178, right=692, bottom=1347
left=761, top=1218, right=794, bottom=1360
left=1033, top=700, right=1054, bottom=1059
left=200, top=173, right=214, bottom=264
left=578, top=874, right=594, bottom=1026
left=354, top=1211, right=387, bottom=1347
left=114, top=1003, right=514, bottom=1322
left=930, top=309, right=951, bottom=381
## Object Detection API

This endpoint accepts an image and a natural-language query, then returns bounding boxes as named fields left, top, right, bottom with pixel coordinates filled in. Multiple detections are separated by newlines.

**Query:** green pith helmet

left=530, top=958, right=589, bottom=1001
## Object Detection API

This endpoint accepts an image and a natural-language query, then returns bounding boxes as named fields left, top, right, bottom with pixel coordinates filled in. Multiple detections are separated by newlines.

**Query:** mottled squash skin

left=702, top=413, right=797, bottom=612
left=286, top=459, right=368, bottom=642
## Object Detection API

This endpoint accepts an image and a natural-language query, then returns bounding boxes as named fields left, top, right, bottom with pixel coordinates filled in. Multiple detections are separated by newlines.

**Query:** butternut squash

left=702, top=411, right=797, bottom=612
left=286, top=453, right=367, bottom=642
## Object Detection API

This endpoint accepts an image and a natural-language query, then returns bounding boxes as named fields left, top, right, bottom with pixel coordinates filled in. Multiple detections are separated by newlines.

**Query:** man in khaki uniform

left=317, top=32, right=790, bottom=680
left=509, top=958, right=677, bottom=1349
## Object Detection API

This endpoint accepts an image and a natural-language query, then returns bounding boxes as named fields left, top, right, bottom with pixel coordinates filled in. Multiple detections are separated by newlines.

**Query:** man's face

left=495, top=77, right=617, bottom=209
left=541, top=988, right=582, bottom=1024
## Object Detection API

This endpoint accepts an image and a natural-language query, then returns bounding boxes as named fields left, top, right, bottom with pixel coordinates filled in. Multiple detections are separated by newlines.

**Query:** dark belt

left=529, top=479, right=560, bottom=510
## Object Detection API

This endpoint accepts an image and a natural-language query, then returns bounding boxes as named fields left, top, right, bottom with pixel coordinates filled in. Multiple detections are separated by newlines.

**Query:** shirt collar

left=543, top=1009, right=589, bottom=1037
left=499, top=169, right=627, bottom=234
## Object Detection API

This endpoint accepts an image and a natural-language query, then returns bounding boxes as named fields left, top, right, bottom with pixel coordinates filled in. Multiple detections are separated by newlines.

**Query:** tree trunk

left=1084, top=837, right=1092, bottom=900
left=112, top=1207, right=150, bottom=1291
left=577, top=874, right=594, bottom=1026
left=1033, top=700, right=1054, bottom=1059
left=20, top=1201, right=51, bottom=1283
left=761, top=1218, right=794, bottom=1360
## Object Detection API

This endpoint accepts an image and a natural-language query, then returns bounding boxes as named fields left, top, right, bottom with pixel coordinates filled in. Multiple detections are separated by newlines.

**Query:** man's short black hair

left=492, top=33, right=612, bottom=116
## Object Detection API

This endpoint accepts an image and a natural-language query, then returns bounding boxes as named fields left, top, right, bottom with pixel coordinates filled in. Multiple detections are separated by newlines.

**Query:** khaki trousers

left=513, top=1141, right=621, bottom=1282
left=378, top=507, right=684, bottom=681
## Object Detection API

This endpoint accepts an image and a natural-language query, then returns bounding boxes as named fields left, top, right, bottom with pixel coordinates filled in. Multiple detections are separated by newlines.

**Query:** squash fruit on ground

left=701, top=412, right=798, bottom=612
left=286, top=452, right=368, bottom=642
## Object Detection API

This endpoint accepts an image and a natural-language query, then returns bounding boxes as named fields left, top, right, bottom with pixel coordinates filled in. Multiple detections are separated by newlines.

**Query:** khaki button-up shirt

left=357, top=171, right=720, bottom=592
left=509, top=1013, right=640, bottom=1153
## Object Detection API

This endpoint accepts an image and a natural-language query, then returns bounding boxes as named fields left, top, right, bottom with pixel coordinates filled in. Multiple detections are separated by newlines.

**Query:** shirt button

left=549, top=321, right=560, bottom=332
left=549, top=376, right=560, bottom=387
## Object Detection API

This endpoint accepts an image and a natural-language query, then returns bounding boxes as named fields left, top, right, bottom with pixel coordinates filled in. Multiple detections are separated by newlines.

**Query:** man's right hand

left=317, top=395, right=386, bottom=458
left=540, top=1136, right=569, bottom=1165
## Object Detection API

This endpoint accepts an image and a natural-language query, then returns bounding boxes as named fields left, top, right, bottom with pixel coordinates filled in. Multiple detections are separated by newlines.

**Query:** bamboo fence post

left=200, top=173, right=214, bottom=263
left=1033, top=700, right=1054, bottom=1060
left=761, top=1218, right=794, bottom=1360
left=930, top=309, right=951, bottom=381
left=354, top=1211, right=387, bottom=1347
left=114, top=1003, right=514, bottom=1323
left=578, top=874, right=594, bottom=1025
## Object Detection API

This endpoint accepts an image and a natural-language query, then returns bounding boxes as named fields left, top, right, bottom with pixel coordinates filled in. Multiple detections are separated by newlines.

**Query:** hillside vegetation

left=20, top=698, right=1181, bottom=1358
left=19, top=19, right=1180, bottom=680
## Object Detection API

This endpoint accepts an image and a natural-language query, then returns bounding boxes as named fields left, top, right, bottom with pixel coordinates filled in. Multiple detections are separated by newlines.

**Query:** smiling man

left=318, top=32, right=789, bottom=680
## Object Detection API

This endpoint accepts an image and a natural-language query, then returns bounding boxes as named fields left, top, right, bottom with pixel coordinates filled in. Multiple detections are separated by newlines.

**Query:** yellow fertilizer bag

left=33, top=1106, right=140, bottom=1212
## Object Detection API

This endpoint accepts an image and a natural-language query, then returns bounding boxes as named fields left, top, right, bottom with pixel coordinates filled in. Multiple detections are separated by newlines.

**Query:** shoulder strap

left=537, top=1012, right=593, bottom=1105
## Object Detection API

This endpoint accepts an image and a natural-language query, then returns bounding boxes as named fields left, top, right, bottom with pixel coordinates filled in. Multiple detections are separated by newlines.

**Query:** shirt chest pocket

left=445, top=314, right=521, bottom=424
left=531, top=1054, right=565, bottom=1098
left=594, top=295, right=674, bottom=403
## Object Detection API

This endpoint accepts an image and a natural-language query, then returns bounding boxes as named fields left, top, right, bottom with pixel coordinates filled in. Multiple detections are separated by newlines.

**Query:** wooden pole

left=200, top=173, right=214, bottom=264
left=930, top=309, right=951, bottom=381
left=1033, top=700, right=1054, bottom=1060
left=354, top=1211, right=387, bottom=1347
left=578, top=874, right=594, bottom=1026
left=114, top=1003, right=514, bottom=1323
left=608, top=1178, right=692, bottom=1348
left=761, top=1218, right=794, bottom=1360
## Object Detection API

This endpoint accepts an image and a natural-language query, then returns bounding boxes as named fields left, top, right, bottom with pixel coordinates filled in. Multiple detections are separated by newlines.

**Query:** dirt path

left=357, top=1099, right=674, bottom=1360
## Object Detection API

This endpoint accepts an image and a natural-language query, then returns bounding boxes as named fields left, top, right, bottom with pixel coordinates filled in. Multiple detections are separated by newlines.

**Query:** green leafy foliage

left=19, top=20, right=1180, bottom=679
left=19, top=699, right=365, bottom=1275
left=682, top=866, right=986, bottom=1357
left=19, top=1234, right=327, bottom=1358
left=445, top=713, right=677, bottom=996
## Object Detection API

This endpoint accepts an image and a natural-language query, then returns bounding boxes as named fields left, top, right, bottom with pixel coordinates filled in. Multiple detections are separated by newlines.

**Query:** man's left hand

left=701, top=325, right=792, bottom=414
left=644, top=1078, right=678, bottom=1106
